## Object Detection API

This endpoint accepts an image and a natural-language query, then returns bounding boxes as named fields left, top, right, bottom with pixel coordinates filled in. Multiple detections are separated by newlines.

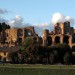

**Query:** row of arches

left=47, top=36, right=70, bottom=46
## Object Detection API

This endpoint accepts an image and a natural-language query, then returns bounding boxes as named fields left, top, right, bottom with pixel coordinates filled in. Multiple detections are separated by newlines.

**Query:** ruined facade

left=0, top=26, right=41, bottom=62
left=43, top=21, right=75, bottom=47
left=0, top=26, right=42, bottom=46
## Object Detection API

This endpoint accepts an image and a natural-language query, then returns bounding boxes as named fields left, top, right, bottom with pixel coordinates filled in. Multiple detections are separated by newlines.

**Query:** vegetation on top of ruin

left=0, top=22, right=10, bottom=31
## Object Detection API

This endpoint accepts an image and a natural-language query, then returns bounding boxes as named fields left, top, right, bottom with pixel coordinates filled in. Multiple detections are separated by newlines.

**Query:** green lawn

left=0, top=64, right=75, bottom=75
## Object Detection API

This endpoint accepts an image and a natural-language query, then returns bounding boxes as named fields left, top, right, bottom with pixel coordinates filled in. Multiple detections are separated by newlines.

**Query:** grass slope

left=0, top=64, right=75, bottom=75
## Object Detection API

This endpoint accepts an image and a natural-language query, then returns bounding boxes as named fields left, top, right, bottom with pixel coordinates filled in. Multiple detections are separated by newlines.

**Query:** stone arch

left=55, top=36, right=60, bottom=44
left=47, top=36, right=52, bottom=46
left=63, top=35, right=69, bottom=44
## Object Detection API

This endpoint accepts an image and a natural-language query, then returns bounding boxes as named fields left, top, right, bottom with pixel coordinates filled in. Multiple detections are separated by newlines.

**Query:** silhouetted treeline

left=8, top=37, right=75, bottom=65
left=9, top=43, right=75, bottom=65
left=0, top=22, right=10, bottom=44
left=0, top=22, right=10, bottom=31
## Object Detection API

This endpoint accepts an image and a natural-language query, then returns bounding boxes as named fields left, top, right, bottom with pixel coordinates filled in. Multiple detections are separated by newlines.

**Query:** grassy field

left=0, top=64, right=75, bottom=75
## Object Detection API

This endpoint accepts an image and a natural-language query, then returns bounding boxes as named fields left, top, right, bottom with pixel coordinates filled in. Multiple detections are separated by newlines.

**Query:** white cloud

left=34, top=22, right=48, bottom=27
left=34, top=12, right=75, bottom=36
left=8, top=15, right=24, bottom=28
left=51, top=12, right=75, bottom=27
left=65, top=16, right=71, bottom=21
left=8, top=15, right=54, bottom=36
left=0, top=12, right=75, bottom=36
left=52, top=12, right=65, bottom=24
left=33, top=23, right=53, bottom=36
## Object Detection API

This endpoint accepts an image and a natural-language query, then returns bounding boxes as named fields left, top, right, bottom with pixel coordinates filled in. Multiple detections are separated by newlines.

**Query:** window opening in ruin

left=17, top=29, right=23, bottom=36
left=73, top=38, right=75, bottom=43
left=6, top=33, right=8, bottom=37
left=47, top=37, right=52, bottom=46
left=63, top=36, right=69, bottom=44
left=28, top=32, right=31, bottom=36
left=18, top=38, right=22, bottom=43
left=55, top=36, right=60, bottom=44
left=4, top=52, right=6, bottom=55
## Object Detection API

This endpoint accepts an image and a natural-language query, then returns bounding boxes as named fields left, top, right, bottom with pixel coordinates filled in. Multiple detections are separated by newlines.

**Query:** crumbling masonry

left=43, top=21, right=75, bottom=47
left=0, top=26, right=42, bottom=46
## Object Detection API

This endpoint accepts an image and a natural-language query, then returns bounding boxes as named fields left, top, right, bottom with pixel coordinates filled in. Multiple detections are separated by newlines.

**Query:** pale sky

left=0, top=0, right=75, bottom=24
left=0, top=0, right=75, bottom=35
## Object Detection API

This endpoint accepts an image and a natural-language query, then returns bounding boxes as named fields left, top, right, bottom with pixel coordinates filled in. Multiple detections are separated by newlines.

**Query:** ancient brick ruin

left=43, top=21, right=75, bottom=47
left=0, top=26, right=42, bottom=46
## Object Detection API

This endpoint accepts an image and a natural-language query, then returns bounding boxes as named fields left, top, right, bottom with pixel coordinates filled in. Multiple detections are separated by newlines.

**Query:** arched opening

left=47, top=36, right=52, bottom=46
left=55, top=36, right=60, bottom=44
left=18, top=38, right=22, bottom=43
left=17, top=29, right=23, bottom=36
left=63, top=36, right=69, bottom=44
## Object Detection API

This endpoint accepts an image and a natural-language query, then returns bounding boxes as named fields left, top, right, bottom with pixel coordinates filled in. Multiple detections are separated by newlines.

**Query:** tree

left=72, top=46, right=75, bottom=52
left=48, top=45, right=59, bottom=64
left=26, top=44, right=39, bottom=63
left=20, top=37, right=36, bottom=63
left=22, top=37, right=34, bottom=49
left=63, top=52, right=71, bottom=64
left=56, top=43, right=71, bottom=64
left=9, top=51, right=19, bottom=63
left=49, top=53, right=55, bottom=64
left=0, top=22, right=10, bottom=44
left=2, top=22, right=10, bottom=31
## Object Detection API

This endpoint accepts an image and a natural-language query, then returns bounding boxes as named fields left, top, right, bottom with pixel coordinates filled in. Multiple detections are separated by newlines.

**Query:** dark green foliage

left=63, top=52, right=71, bottom=64
left=20, top=37, right=36, bottom=63
left=71, top=46, right=75, bottom=64
left=55, top=43, right=72, bottom=64
left=0, top=22, right=10, bottom=31
left=22, top=38, right=33, bottom=48
left=9, top=51, right=19, bottom=63
left=0, top=23, right=2, bottom=31
left=0, top=22, right=10, bottom=44
left=19, top=42, right=73, bottom=64
left=72, top=46, right=75, bottom=52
